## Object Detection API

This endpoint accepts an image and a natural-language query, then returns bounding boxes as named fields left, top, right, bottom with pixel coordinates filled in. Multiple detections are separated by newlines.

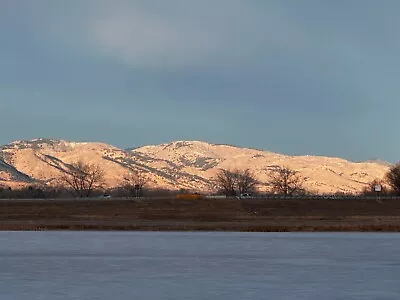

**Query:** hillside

left=0, top=138, right=390, bottom=194
left=132, top=141, right=389, bottom=194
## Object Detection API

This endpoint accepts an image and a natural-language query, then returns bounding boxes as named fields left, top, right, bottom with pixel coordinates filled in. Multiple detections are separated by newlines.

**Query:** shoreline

left=1, top=224, right=400, bottom=232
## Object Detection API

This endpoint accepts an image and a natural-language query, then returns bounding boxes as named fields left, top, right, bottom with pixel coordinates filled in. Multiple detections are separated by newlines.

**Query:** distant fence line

left=252, top=195, right=400, bottom=200
left=1, top=193, right=399, bottom=201
left=205, top=194, right=400, bottom=201
left=26, top=195, right=400, bottom=201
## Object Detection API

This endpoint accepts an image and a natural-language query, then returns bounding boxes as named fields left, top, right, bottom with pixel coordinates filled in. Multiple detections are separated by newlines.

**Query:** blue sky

left=1, top=0, right=400, bottom=162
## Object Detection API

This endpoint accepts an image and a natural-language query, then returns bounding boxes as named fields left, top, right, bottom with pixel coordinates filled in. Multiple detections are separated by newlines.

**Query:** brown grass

left=0, top=197, right=400, bottom=231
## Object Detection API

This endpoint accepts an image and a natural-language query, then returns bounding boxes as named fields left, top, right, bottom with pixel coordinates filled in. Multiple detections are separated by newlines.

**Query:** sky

left=1, top=0, right=400, bottom=162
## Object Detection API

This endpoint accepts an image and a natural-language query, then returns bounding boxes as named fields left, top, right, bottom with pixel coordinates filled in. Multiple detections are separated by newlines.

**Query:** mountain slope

left=0, top=158, right=33, bottom=188
left=132, top=141, right=389, bottom=194
left=0, top=138, right=390, bottom=194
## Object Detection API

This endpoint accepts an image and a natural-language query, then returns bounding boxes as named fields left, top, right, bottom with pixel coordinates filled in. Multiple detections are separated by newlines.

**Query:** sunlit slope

left=0, top=139, right=389, bottom=194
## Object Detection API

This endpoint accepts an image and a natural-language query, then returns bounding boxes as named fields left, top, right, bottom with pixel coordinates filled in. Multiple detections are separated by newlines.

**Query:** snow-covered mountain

left=0, top=138, right=390, bottom=194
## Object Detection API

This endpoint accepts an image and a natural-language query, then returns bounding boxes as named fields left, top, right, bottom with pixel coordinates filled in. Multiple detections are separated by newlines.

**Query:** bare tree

left=215, top=169, right=238, bottom=196
left=237, top=169, right=258, bottom=194
left=386, top=163, right=400, bottom=195
left=61, top=161, right=105, bottom=197
left=122, top=170, right=149, bottom=197
left=214, top=168, right=258, bottom=196
left=269, top=166, right=304, bottom=196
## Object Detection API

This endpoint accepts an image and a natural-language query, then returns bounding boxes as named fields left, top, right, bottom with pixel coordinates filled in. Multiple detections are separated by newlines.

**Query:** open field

left=0, top=197, right=400, bottom=231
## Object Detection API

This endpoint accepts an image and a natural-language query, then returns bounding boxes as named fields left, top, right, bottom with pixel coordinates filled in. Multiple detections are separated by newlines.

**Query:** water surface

left=0, top=232, right=399, bottom=299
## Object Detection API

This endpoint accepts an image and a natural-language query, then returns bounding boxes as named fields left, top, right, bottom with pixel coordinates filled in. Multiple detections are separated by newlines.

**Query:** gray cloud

left=76, top=0, right=310, bottom=68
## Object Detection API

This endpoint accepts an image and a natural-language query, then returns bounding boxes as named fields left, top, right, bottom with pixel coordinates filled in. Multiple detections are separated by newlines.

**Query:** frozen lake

left=0, top=232, right=399, bottom=299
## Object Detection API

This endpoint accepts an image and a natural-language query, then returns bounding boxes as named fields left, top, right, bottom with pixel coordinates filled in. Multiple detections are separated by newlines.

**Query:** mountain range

left=0, top=138, right=390, bottom=194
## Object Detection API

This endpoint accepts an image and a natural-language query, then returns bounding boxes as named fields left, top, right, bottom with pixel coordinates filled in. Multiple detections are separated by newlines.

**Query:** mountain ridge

left=2, top=138, right=388, bottom=164
left=0, top=138, right=391, bottom=194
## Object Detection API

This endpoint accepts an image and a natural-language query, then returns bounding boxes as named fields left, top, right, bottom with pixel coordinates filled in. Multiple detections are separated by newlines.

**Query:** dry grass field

left=0, top=197, right=400, bottom=231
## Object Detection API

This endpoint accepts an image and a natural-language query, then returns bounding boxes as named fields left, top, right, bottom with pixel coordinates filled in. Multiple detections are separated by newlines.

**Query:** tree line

left=0, top=160, right=150, bottom=199
left=214, top=166, right=304, bottom=197
left=2, top=160, right=400, bottom=199
left=215, top=163, right=400, bottom=197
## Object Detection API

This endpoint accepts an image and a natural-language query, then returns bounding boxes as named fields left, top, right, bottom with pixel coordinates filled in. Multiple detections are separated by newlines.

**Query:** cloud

left=83, top=0, right=304, bottom=68
left=88, top=8, right=212, bottom=67
left=2, top=1, right=324, bottom=70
